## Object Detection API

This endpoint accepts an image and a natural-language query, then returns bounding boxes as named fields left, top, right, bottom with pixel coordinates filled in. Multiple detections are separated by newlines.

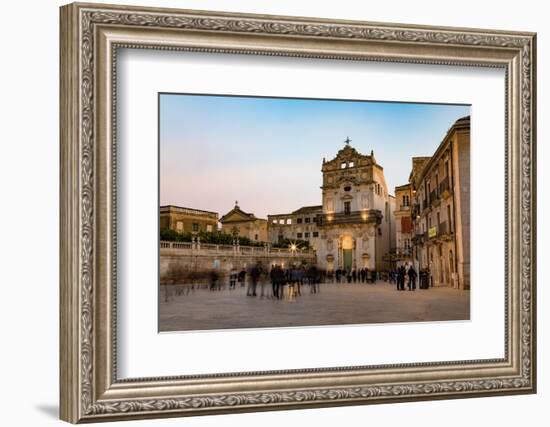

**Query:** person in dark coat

left=398, top=265, right=406, bottom=290
left=238, top=269, right=246, bottom=288
left=408, top=265, right=417, bottom=291
left=396, top=267, right=402, bottom=291
left=248, top=264, right=261, bottom=296
left=270, top=265, right=278, bottom=299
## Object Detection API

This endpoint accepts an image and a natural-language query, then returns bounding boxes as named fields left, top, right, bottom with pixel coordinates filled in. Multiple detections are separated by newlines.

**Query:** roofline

left=395, top=183, right=412, bottom=191
left=160, top=205, right=219, bottom=216
left=413, top=115, right=470, bottom=185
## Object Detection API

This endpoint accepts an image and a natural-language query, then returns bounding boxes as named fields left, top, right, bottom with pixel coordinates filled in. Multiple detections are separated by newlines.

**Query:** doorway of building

left=343, top=249, right=353, bottom=271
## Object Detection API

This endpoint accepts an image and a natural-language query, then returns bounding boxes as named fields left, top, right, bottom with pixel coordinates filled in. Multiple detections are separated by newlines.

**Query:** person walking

left=397, top=266, right=402, bottom=290
left=238, top=268, right=246, bottom=288
left=399, top=265, right=406, bottom=291
left=270, top=265, right=279, bottom=299
left=248, top=264, right=261, bottom=296
left=229, top=267, right=237, bottom=290
left=408, top=265, right=417, bottom=291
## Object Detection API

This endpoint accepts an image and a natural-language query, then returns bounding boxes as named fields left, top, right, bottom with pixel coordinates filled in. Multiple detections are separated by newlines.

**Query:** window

left=378, top=227, right=382, bottom=236
left=349, top=161, right=354, bottom=168
left=313, top=231, right=319, bottom=237
left=286, top=218, right=292, bottom=225
left=254, top=234, right=258, bottom=240
left=304, top=232, right=310, bottom=238
left=206, top=224, right=213, bottom=232
left=312, top=217, right=317, bottom=223
left=305, top=217, right=311, bottom=223
left=176, top=221, right=183, bottom=231
left=344, top=185, right=351, bottom=192
left=272, top=219, right=278, bottom=224
left=403, top=195, right=410, bottom=207
left=297, top=232, right=303, bottom=238
left=279, top=219, right=285, bottom=225
left=278, top=234, right=284, bottom=242
left=192, top=223, right=199, bottom=232
left=344, top=201, right=351, bottom=215
left=297, top=218, right=303, bottom=224
left=341, top=162, right=346, bottom=169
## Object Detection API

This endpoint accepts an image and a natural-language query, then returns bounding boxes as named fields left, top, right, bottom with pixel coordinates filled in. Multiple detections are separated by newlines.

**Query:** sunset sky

left=159, top=94, right=470, bottom=219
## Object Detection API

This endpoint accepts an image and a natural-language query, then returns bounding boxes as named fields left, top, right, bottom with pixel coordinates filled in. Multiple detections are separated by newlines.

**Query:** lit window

left=341, top=162, right=346, bottom=169
left=176, top=221, right=183, bottom=231
left=349, top=161, right=354, bottom=167
left=286, top=218, right=292, bottom=225
left=206, top=224, right=213, bottom=232
left=279, top=219, right=285, bottom=224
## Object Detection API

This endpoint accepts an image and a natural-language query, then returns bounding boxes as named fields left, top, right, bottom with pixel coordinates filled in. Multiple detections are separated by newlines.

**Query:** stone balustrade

left=160, top=241, right=315, bottom=257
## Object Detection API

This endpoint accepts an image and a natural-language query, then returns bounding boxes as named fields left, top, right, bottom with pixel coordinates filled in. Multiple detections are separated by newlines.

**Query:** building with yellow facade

left=220, top=202, right=268, bottom=242
left=160, top=205, right=218, bottom=234
left=406, top=116, right=470, bottom=289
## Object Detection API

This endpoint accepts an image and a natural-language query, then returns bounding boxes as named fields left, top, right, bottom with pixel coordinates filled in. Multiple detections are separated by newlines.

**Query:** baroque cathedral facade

left=268, top=141, right=396, bottom=272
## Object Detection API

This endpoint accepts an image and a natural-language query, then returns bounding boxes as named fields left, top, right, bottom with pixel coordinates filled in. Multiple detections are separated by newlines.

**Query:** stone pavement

left=159, top=281, right=470, bottom=332
left=159, top=280, right=470, bottom=332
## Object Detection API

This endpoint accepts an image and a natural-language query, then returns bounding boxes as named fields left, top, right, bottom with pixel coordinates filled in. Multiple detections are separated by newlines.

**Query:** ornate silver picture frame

left=60, top=2, right=536, bottom=423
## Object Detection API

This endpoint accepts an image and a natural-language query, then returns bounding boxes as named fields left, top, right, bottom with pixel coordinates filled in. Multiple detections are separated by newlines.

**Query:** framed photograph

left=60, top=2, right=537, bottom=423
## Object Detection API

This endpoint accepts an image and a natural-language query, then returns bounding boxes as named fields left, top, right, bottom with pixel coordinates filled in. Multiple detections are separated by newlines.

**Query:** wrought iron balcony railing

left=316, top=209, right=382, bottom=226
left=439, top=176, right=451, bottom=198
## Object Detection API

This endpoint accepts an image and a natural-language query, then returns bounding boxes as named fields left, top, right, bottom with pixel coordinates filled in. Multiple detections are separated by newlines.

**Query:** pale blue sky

left=160, top=94, right=469, bottom=219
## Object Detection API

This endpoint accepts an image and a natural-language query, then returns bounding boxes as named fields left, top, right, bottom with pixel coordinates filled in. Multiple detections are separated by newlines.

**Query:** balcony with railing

left=430, top=189, right=440, bottom=207
left=413, top=232, right=428, bottom=245
left=439, top=176, right=451, bottom=199
left=316, top=209, right=383, bottom=227
left=428, top=221, right=453, bottom=241
left=422, top=198, right=429, bottom=213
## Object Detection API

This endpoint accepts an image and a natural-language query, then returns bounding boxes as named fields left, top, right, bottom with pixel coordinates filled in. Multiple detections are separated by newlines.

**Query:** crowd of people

left=162, top=262, right=432, bottom=302
left=226, top=264, right=322, bottom=299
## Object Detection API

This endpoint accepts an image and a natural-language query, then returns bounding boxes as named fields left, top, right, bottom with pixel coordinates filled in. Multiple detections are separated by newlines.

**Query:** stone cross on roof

left=344, top=136, right=352, bottom=145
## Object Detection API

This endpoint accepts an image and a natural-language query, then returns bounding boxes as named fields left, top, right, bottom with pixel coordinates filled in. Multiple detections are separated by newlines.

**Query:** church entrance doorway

left=343, top=249, right=353, bottom=271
